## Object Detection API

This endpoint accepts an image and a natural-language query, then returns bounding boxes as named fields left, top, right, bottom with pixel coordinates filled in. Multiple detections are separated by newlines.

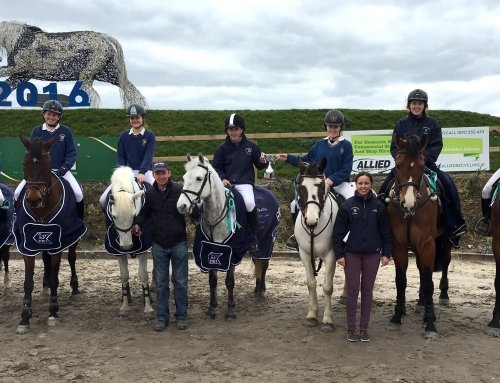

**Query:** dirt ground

left=0, top=253, right=498, bottom=383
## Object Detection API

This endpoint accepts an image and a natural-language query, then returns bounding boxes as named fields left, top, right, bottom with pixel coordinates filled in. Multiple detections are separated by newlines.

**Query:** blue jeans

left=152, top=241, right=188, bottom=322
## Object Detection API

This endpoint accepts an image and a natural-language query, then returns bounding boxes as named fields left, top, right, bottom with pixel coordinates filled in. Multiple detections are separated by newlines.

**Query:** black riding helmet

left=323, top=110, right=344, bottom=131
left=42, top=100, right=63, bottom=115
left=224, top=113, right=245, bottom=131
left=407, top=89, right=428, bottom=107
left=127, top=103, right=146, bottom=117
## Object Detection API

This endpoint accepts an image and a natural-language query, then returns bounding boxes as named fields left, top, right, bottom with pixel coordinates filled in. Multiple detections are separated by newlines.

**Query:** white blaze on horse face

left=402, top=176, right=416, bottom=210
left=111, top=192, right=136, bottom=250
left=302, top=177, right=321, bottom=227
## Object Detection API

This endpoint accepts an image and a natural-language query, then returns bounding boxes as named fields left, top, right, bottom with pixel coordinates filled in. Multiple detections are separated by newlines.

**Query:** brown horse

left=488, top=188, right=500, bottom=333
left=385, top=135, right=452, bottom=340
left=14, top=135, right=85, bottom=334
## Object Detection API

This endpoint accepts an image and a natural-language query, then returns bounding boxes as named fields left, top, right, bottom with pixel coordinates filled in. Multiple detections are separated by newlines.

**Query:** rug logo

left=208, top=252, right=223, bottom=265
left=33, top=232, right=53, bottom=245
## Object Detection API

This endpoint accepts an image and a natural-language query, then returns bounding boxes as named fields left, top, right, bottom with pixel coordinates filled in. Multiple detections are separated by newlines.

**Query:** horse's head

left=297, top=159, right=327, bottom=228
left=21, top=133, right=56, bottom=209
left=393, top=134, right=427, bottom=212
left=177, top=154, right=213, bottom=215
left=108, top=167, right=144, bottom=250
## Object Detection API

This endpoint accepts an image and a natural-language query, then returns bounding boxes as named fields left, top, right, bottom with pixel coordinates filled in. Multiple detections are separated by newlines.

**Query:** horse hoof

left=145, top=312, right=155, bottom=321
left=414, top=304, right=424, bottom=314
left=485, top=326, right=500, bottom=337
left=16, top=325, right=30, bottom=335
left=423, top=331, right=438, bottom=340
left=304, top=318, right=318, bottom=327
left=206, top=314, right=216, bottom=320
left=439, top=298, right=450, bottom=305
left=385, top=322, right=401, bottom=332
left=48, top=317, right=60, bottom=327
left=118, top=311, right=130, bottom=318
left=69, top=294, right=80, bottom=302
left=320, top=323, right=335, bottom=332
left=225, top=314, right=237, bottom=321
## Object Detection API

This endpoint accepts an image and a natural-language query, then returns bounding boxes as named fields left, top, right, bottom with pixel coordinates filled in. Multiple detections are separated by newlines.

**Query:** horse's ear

left=420, top=134, right=428, bottom=151
left=198, top=153, right=204, bottom=163
left=109, top=194, right=115, bottom=203
left=395, top=135, right=405, bottom=151
left=299, top=160, right=306, bottom=174
left=44, top=135, right=57, bottom=152
left=318, top=158, right=327, bottom=173
left=20, top=132, right=30, bottom=150
left=187, top=154, right=192, bottom=162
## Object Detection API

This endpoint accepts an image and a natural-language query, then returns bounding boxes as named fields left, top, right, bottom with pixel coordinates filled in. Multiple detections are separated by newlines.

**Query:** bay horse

left=103, top=166, right=154, bottom=320
left=176, top=154, right=280, bottom=320
left=0, top=20, right=146, bottom=108
left=13, top=135, right=86, bottom=334
left=488, top=185, right=500, bottom=334
left=295, top=159, right=339, bottom=331
left=385, top=135, right=452, bottom=340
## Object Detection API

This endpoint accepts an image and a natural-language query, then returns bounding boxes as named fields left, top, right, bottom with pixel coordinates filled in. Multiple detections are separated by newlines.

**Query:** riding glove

left=56, top=167, right=67, bottom=177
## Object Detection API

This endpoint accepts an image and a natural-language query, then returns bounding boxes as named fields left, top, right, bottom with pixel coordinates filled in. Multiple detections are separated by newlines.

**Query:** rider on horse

left=378, top=89, right=467, bottom=248
left=13, top=100, right=84, bottom=219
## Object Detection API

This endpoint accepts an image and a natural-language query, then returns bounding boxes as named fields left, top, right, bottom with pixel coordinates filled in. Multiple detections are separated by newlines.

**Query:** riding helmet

left=407, top=89, right=428, bottom=103
left=323, top=110, right=344, bottom=130
left=224, top=113, right=245, bottom=131
left=42, top=100, right=63, bottom=115
left=126, top=103, right=146, bottom=117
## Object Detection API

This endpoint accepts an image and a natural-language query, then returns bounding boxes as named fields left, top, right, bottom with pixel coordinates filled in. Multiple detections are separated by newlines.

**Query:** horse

left=103, top=166, right=154, bottom=320
left=488, top=185, right=500, bottom=334
left=0, top=183, right=14, bottom=289
left=295, top=160, right=339, bottom=331
left=176, top=154, right=280, bottom=320
left=13, top=135, right=86, bottom=334
left=0, top=20, right=147, bottom=108
left=384, top=134, right=452, bottom=340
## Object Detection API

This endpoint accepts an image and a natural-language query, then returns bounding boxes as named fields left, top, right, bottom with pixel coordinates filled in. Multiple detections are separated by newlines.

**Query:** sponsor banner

left=343, top=127, right=490, bottom=173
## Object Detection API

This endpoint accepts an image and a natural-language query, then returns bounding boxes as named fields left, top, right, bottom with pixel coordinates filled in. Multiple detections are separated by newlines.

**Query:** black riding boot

left=247, top=208, right=259, bottom=251
left=76, top=200, right=85, bottom=220
left=475, top=197, right=492, bottom=236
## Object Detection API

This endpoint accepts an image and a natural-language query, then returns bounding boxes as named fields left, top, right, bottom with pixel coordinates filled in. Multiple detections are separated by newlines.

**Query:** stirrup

left=474, top=218, right=490, bottom=236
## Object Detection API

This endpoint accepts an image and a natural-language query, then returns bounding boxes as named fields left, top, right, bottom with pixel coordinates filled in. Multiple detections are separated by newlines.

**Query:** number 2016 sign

left=0, top=81, right=90, bottom=107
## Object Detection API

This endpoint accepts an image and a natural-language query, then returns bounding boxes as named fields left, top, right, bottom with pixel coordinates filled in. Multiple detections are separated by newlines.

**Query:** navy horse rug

left=13, top=178, right=86, bottom=256
left=0, top=183, right=14, bottom=247
left=193, top=186, right=280, bottom=272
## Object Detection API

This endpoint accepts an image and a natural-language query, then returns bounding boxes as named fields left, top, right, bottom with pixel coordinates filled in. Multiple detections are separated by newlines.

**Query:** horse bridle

left=108, top=189, right=142, bottom=234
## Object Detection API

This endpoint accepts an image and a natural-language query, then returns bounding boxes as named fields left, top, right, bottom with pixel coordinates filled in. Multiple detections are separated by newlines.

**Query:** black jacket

left=135, top=180, right=199, bottom=249
left=332, top=190, right=392, bottom=259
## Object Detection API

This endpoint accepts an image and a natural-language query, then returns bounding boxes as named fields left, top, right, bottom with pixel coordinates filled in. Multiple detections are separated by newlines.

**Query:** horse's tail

left=103, top=34, right=148, bottom=109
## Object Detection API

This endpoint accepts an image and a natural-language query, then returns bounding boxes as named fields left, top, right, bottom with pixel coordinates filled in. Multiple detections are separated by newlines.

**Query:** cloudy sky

left=2, top=0, right=500, bottom=116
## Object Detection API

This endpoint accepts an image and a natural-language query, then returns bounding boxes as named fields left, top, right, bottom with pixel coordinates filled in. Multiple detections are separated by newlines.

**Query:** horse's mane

left=405, top=135, right=422, bottom=159
left=110, top=167, right=135, bottom=194
left=302, top=161, right=323, bottom=177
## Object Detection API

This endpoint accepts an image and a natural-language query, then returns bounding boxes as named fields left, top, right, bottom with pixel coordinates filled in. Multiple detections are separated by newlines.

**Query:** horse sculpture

left=384, top=135, right=452, bottom=340
left=0, top=20, right=146, bottom=108
left=177, top=154, right=280, bottom=320
left=103, top=166, right=154, bottom=320
left=488, top=184, right=500, bottom=334
left=295, top=160, right=339, bottom=331
left=13, top=135, right=86, bottom=334
left=0, top=183, right=14, bottom=289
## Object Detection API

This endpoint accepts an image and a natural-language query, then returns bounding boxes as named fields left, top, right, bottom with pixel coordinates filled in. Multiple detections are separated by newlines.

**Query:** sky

left=1, top=0, right=500, bottom=116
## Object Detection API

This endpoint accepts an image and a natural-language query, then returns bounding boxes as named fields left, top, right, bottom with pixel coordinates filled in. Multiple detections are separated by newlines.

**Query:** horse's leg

left=118, top=255, right=132, bottom=317
left=300, top=252, right=319, bottom=326
left=438, top=238, right=452, bottom=305
left=487, top=261, right=500, bottom=330
left=137, top=254, right=155, bottom=321
left=253, top=258, right=269, bottom=299
left=16, top=256, right=35, bottom=334
left=47, top=253, right=62, bottom=326
left=225, top=265, right=236, bottom=321
left=79, top=78, right=101, bottom=107
left=67, top=242, right=80, bottom=299
left=207, top=270, right=218, bottom=320
left=321, top=253, right=336, bottom=332
left=386, top=249, right=408, bottom=331
left=41, top=251, right=51, bottom=297
left=1, top=245, right=11, bottom=289
left=419, top=239, right=438, bottom=340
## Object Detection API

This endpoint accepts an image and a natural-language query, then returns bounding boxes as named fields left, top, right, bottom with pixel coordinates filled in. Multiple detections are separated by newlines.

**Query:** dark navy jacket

left=117, top=129, right=156, bottom=175
left=390, top=113, right=443, bottom=168
left=212, top=135, right=267, bottom=185
left=332, top=190, right=392, bottom=259
left=31, top=124, right=76, bottom=171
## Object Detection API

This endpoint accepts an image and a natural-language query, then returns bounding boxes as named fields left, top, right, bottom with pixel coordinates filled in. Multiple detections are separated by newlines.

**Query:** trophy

left=263, top=154, right=278, bottom=179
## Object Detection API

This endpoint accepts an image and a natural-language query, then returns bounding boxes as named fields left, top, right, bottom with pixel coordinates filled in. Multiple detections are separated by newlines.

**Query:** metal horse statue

left=13, top=135, right=86, bottom=334
left=295, top=159, right=339, bottom=331
left=177, top=154, right=280, bottom=320
left=103, top=166, right=154, bottom=320
left=488, top=184, right=500, bottom=334
left=385, top=135, right=452, bottom=340
left=0, top=20, right=146, bottom=108
left=0, top=183, right=14, bottom=289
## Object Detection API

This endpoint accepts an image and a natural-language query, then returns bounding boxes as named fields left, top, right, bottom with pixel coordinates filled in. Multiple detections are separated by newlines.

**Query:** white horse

left=177, top=154, right=279, bottom=320
left=0, top=20, right=147, bottom=108
left=295, top=159, right=340, bottom=331
left=105, top=166, right=154, bottom=319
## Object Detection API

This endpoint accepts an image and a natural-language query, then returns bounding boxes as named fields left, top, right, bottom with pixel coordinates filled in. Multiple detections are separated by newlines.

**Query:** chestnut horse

left=385, top=135, right=452, bottom=340
left=13, top=135, right=86, bottom=334
left=488, top=186, right=500, bottom=333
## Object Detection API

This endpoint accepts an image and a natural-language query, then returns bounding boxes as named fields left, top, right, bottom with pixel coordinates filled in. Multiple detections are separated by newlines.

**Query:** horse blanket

left=103, top=184, right=153, bottom=256
left=0, top=183, right=14, bottom=247
left=13, top=178, right=87, bottom=256
left=192, top=186, right=280, bottom=272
